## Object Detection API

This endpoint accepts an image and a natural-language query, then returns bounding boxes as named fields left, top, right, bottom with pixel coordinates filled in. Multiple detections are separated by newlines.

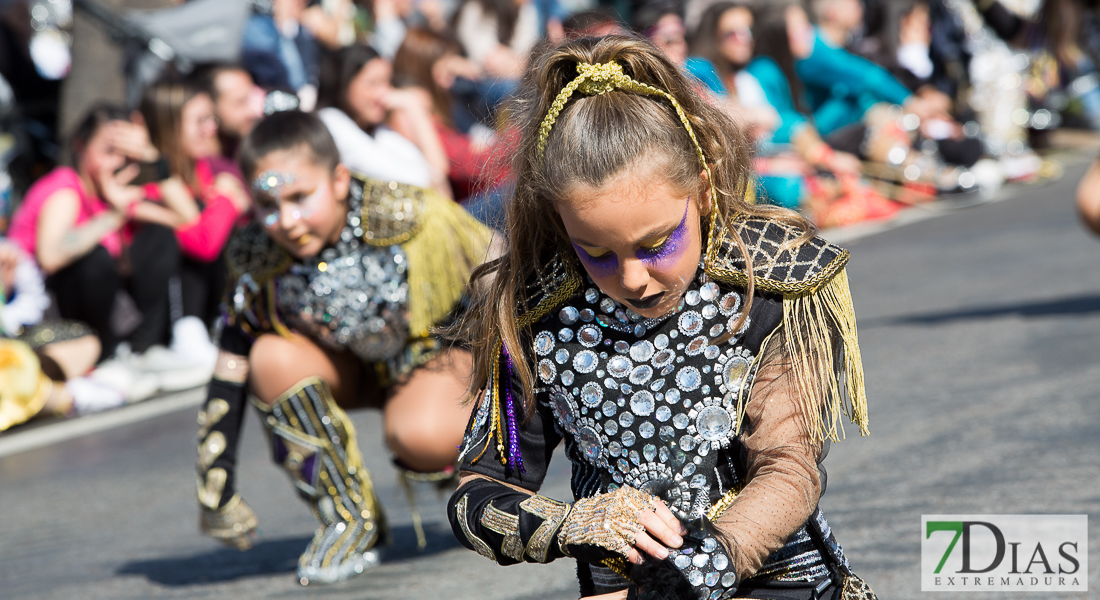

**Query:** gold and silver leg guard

left=255, top=377, right=387, bottom=585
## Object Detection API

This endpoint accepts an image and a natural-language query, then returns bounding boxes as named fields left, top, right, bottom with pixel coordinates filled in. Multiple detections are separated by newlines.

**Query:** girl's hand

left=103, top=120, right=160, bottom=163
left=824, top=151, right=863, bottom=179
left=159, top=176, right=201, bottom=223
left=98, top=162, right=143, bottom=213
left=558, top=485, right=685, bottom=565
left=213, top=173, right=251, bottom=213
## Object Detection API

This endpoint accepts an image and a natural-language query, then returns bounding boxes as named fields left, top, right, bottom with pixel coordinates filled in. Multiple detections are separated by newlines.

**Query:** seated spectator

left=139, top=81, right=251, bottom=363
left=393, top=28, right=510, bottom=200
left=0, top=241, right=125, bottom=429
left=241, top=0, right=321, bottom=110
left=6, top=105, right=182, bottom=365
left=562, top=8, right=628, bottom=37
left=317, top=44, right=451, bottom=194
left=189, top=63, right=265, bottom=160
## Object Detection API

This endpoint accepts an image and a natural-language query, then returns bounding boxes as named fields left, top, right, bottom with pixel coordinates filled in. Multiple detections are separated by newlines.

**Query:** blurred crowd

left=0, top=0, right=1097, bottom=428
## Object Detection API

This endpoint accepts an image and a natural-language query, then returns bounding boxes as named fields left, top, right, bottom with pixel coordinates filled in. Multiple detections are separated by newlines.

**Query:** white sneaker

left=66, top=377, right=126, bottom=415
left=170, top=316, right=218, bottom=368
left=90, top=357, right=159, bottom=404
left=136, top=345, right=214, bottom=393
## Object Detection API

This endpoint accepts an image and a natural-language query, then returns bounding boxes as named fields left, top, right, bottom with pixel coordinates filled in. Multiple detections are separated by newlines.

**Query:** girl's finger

left=652, top=500, right=686, bottom=536
left=630, top=530, right=670, bottom=562
left=639, top=509, right=682, bottom=549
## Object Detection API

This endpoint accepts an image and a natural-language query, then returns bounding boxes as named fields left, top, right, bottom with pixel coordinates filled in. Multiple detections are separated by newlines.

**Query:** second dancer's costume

left=195, top=174, right=491, bottom=584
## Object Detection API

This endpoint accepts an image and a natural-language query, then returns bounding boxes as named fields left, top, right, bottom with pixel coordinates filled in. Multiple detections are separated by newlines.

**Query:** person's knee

left=134, top=225, right=181, bottom=272
left=385, top=413, right=462, bottom=470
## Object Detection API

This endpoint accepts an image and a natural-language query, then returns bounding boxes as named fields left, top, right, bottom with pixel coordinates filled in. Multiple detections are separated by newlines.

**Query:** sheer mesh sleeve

left=712, top=330, right=823, bottom=579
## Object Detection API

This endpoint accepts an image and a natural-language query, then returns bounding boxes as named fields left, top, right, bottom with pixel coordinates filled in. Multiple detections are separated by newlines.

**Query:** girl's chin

left=279, top=237, right=323, bottom=259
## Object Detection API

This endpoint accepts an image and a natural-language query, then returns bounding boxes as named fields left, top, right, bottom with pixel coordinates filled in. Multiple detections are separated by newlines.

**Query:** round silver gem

left=561, top=370, right=575, bottom=386
left=687, top=570, right=704, bottom=586
left=712, top=553, right=728, bottom=571
left=585, top=288, right=599, bottom=303
left=573, top=350, right=598, bottom=373
left=617, top=458, right=629, bottom=472
left=634, top=324, right=646, bottom=337
left=656, top=406, right=672, bottom=422
left=643, top=444, right=657, bottom=461
left=722, top=357, right=750, bottom=390
left=580, top=382, right=603, bottom=407
left=692, top=553, right=709, bottom=568
left=704, top=345, right=720, bottom=360
left=604, top=420, right=618, bottom=436
left=696, top=406, right=732, bottom=441
left=621, top=430, right=636, bottom=447
left=702, top=304, right=718, bottom=319
left=704, top=571, right=720, bottom=587
left=602, top=401, right=617, bottom=417
left=559, top=306, right=579, bottom=324
left=719, top=293, right=740, bottom=316
left=709, top=324, right=725, bottom=337
left=580, top=308, right=595, bottom=322
left=674, top=554, right=691, bottom=569
left=676, top=366, right=702, bottom=391
left=660, top=425, right=676, bottom=441
left=702, top=537, right=718, bottom=553
left=577, top=426, right=602, bottom=462
left=721, top=572, right=737, bottom=587
left=614, top=341, right=630, bottom=354
left=673, top=413, right=689, bottom=429
left=630, top=391, right=655, bottom=416
left=629, top=365, right=653, bottom=385
left=652, top=349, right=675, bottom=368
left=619, top=411, right=635, bottom=427
left=701, top=282, right=719, bottom=302
left=686, top=336, right=707, bottom=356
left=534, top=331, right=554, bottom=356
left=538, top=359, right=556, bottom=383
left=680, top=435, right=698, bottom=451
left=607, top=355, right=632, bottom=378
left=654, top=334, right=669, bottom=349
left=558, top=328, right=573, bottom=343
left=685, top=290, right=701, bottom=306
left=600, top=298, right=616, bottom=313
left=666, top=389, right=681, bottom=404
left=630, top=341, right=655, bottom=362
left=555, top=348, right=570, bottom=364
left=578, top=325, right=602, bottom=347
left=678, top=311, right=703, bottom=336
left=639, top=421, right=655, bottom=438
left=608, top=441, right=622, bottom=456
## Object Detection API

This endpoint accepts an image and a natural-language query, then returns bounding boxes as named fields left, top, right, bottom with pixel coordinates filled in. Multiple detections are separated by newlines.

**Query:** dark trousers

left=47, top=224, right=181, bottom=360
left=179, top=254, right=226, bottom=327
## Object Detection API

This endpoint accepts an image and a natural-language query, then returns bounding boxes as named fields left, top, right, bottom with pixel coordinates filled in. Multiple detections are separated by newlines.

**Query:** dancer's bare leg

left=383, top=349, right=474, bottom=472
left=248, top=333, right=380, bottom=408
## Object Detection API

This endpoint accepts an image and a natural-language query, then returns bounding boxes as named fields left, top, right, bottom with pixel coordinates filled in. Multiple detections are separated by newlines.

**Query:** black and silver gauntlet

left=196, top=377, right=257, bottom=550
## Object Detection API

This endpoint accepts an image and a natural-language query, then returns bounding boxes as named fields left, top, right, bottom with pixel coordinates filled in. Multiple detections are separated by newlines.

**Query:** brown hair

left=457, top=35, right=812, bottom=413
left=140, top=80, right=204, bottom=186
left=392, top=28, right=460, bottom=128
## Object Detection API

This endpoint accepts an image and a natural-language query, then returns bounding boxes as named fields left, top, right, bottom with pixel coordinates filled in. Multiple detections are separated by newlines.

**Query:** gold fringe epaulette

left=705, top=215, right=868, bottom=444
left=357, top=177, right=493, bottom=338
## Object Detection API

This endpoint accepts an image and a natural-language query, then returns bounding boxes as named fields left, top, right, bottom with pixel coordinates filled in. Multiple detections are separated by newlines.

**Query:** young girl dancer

left=196, top=110, right=492, bottom=585
left=448, top=36, right=878, bottom=600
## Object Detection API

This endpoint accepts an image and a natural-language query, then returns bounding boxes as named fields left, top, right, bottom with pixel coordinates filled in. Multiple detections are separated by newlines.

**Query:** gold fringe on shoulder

left=782, top=268, right=868, bottom=444
left=402, top=193, right=494, bottom=338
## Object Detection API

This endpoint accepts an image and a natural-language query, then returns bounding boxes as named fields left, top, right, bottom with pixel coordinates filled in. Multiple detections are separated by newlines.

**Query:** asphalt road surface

left=1, top=163, right=1098, bottom=599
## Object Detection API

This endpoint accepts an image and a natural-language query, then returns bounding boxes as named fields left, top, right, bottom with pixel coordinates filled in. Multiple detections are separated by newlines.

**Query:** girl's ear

left=698, top=168, right=713, bottom=217
left=333, top=163, right=351, bottom=202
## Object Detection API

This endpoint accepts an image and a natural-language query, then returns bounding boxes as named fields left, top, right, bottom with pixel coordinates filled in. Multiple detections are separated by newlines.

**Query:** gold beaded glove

left=557, top=485, right=658, bottom=557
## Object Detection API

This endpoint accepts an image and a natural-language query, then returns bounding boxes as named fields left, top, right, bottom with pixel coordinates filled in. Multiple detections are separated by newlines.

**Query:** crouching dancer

left=195, top=110, right=493, bottom=584
left=446, top=37, right=878, bottom=599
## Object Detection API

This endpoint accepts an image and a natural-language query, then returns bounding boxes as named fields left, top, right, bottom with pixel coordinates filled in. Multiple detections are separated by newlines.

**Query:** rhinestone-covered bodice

left=274, top=180, right=411, bottom=362
left=532, top=272, right=767, bottom=598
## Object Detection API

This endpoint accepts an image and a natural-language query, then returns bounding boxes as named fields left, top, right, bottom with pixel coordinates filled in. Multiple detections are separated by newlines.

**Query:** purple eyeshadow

left=571, top=197, right=691, bottom=276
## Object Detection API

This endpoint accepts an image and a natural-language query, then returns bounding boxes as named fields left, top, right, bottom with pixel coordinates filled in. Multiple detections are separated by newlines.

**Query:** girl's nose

left=619, top=258, right=651, bottom=294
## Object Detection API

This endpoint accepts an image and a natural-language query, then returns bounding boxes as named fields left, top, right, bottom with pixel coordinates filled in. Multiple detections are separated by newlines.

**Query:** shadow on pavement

left=116, top=524, right=460, bottom=586
left=863, top=293, right=1100, bottom=328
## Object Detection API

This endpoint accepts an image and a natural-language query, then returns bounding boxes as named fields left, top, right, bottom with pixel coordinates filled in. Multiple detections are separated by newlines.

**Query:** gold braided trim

left=601, top=556, right=632, bottom=581
left=517, top=267, right=582, bottom=328
left=401, top=189, right=493, bottom=338
left=707, top=485, right=743, bottom=522
left=535, top=60, right=716, bottom=207
left=783, top=268, right=869, bottom=444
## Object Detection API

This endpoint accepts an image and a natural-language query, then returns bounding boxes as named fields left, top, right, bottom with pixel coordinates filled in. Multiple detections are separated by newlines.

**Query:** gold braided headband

left=534, top=60, right=717, bottom=212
